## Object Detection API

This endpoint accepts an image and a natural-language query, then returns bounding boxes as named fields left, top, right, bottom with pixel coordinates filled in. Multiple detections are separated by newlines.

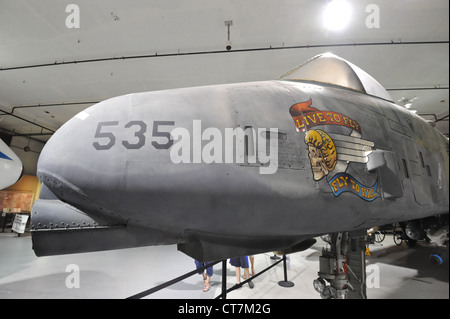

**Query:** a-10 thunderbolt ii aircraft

left=31, top=53, right=448, bottom=298
left=0, top=138, right=23, bottom=190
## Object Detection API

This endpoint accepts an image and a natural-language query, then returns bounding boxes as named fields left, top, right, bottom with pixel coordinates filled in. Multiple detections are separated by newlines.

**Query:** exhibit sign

left=12, top=214, right=29, bottom=234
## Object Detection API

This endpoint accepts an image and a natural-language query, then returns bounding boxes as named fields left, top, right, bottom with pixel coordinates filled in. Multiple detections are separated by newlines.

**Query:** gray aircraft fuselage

left=31, top=58, right=449, bottom=262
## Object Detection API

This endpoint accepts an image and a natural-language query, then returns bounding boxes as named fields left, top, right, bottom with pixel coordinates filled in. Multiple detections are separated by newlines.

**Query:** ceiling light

left=323, top=0, right=352, bottom=31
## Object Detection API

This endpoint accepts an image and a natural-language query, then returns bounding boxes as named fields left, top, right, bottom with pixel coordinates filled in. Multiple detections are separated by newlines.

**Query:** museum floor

left=0, top=231, right=448, bottom=299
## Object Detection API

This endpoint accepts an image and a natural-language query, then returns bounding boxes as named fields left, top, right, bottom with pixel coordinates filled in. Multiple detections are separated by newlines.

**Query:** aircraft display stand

left=278, top=254, right=295, bottom=288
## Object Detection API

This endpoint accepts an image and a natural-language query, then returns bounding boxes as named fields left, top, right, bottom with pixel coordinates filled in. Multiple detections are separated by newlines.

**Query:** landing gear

left=313, top=232, right=367, bottom=299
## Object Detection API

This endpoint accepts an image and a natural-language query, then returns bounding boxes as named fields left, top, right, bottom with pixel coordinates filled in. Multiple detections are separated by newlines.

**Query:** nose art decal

left=289, top=99, right=379, bottom=202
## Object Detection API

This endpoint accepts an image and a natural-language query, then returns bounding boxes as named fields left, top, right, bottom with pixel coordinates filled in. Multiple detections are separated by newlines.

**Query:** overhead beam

left=1, top=40, right=448, bottom=72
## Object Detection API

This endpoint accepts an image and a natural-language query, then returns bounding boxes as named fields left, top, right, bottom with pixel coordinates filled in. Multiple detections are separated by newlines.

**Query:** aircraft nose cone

left=37, top=114, right=94, bottom=208
left=37, top=95, right=130, bottom=214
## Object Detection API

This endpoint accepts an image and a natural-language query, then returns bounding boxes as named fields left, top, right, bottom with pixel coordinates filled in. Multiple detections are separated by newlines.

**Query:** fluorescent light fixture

left=323, top=0, right=352, bottom=31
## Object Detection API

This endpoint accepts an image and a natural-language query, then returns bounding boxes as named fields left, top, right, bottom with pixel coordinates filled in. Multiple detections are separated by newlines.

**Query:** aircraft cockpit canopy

left=279, top=53, right=393, bottom=102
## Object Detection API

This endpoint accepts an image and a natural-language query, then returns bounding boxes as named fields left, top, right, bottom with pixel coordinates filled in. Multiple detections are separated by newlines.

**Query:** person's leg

left=241, top=256, right=254, bottom=289
left=249, top=256, right=255, bottom=276
left=203, top=263, right=213, bottom=292
left=241, top=256, right=250, bottom=279
left=205, top=263, right=213, bottom=278
left=195, top=260, right=207, bottom=282
left=203, top=274, right=211, bottom=292
left=243, top=267, right=250, bottom=279
left=235, top=267, right=241, bottom=284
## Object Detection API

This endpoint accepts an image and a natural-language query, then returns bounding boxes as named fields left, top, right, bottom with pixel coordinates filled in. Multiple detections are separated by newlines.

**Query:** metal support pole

left=221, top=260, right=227, bottom=299
left=278, top=255, right=294, bottom=287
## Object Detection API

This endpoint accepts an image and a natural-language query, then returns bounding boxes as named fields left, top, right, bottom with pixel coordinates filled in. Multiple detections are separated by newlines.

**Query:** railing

left=127, top=255, right=293, bottom=299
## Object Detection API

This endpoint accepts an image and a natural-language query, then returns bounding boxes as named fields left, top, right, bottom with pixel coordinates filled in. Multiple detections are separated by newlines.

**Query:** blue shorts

left=229, top=256, right=249, bottom=268
left=195, top=260, right=213, bottom=277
